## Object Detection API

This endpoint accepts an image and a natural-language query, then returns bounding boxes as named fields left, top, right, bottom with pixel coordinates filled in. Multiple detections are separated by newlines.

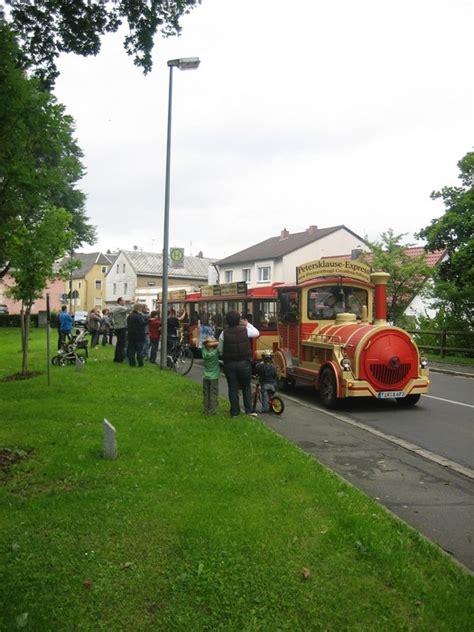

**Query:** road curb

left=429, top=367, right=474, bottom=379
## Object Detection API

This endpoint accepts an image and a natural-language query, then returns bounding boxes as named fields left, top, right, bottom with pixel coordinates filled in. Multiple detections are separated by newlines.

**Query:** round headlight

left=341, top=357, right=352, bottom=371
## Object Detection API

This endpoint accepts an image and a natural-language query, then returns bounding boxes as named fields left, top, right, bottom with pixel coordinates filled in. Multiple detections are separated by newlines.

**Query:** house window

left=78, top=282, right=82, bottom=289
left=116, top=264, right=119, bottom=273
left=102, top=266, right=107, bottom=273
left=243, top=268, right=251, bottom=283
left=225, top=270, right=233, bottom=283
left=257, top=266, right=271, bottom=282
left=95, top=280, right=101, bottom=290
left=124, top=282, right=128, bottom=295
left=113, top=283, right=116, bottom=294
left=122, top=263, right=126, bottom=273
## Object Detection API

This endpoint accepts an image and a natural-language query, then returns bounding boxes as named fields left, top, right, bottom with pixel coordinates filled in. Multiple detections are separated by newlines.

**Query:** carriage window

left=278, top=291, right=299, bottom=324
left=253, top=300, right=278, bottom=330
left=307, top=286, right=368, bottom=320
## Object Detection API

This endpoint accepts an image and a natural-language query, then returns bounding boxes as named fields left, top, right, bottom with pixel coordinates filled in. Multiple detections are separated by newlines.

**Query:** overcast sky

left=54, top=0, right=473, bottom=260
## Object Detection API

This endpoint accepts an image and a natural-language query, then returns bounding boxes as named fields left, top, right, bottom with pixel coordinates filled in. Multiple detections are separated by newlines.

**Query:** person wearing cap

left=255, top=351, right=277, bottom=413
left=202, top=336, right=219, bottom=415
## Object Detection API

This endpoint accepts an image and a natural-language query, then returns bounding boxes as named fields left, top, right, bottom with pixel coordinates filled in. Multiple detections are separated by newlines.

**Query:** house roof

left=59, top=252, right=113, bottom=279
left=217, top=225, right=367, bottom=265
left=122, top=250, right=214, bottom=280
left=326, top=247, right=446, bottom=267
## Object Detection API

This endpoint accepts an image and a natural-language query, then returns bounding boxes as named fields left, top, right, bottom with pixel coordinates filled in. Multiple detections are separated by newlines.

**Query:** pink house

left=0, top=272, right=64, bottom=314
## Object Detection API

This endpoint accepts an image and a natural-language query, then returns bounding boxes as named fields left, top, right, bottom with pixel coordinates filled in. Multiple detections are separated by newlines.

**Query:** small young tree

left=417, top=151, right=474, bottom=327
left=7, top=207, right=74, bottom=374
left=364, top=229, right=432, bottom=325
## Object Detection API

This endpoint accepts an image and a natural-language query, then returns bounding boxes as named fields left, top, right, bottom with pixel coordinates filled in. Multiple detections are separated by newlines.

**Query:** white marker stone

left=103, top=419, right=118, bottom=459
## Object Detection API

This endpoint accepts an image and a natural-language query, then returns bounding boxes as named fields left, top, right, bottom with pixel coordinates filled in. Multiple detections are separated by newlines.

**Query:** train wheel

left=319, top=369, right=338, bottom=409
left=396, top=394, right=420, bottom=406
left=271, top=396, right=285, bottom=415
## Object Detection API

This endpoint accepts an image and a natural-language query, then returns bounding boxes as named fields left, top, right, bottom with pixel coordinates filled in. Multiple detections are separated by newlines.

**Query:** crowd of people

left=58, top=301, right=277, bottom=420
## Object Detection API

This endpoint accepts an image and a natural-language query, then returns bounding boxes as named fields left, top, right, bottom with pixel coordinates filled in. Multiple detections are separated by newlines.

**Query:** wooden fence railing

left=406, top=329, right=474, bottom=358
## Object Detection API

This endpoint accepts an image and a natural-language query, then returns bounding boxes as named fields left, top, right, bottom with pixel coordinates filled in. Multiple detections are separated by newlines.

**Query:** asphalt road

left=186, top=361, right=474, bottom=571
left=295, top=371, right=474, bottom=470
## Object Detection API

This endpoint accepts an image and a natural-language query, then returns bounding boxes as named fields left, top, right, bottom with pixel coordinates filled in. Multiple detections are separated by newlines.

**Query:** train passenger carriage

left=159, top=282, right=279, bottom=361
left=273, top=258, right=430, bottom=408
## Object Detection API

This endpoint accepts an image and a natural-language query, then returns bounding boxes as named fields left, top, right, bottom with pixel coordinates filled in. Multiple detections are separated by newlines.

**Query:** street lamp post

left=160, top=57, right=200, bottom=369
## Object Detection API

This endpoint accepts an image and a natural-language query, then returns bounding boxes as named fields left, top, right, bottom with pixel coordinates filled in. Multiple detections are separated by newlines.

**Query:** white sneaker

left=248, top=412, right=258, bottom=418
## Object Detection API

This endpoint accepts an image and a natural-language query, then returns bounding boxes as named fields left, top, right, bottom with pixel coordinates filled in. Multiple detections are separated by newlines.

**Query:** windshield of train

left=307, top=286, right=368, bottom=320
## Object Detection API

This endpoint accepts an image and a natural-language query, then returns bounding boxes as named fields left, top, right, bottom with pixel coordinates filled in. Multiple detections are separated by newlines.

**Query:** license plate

left=377, top=391, right=405, bottom=399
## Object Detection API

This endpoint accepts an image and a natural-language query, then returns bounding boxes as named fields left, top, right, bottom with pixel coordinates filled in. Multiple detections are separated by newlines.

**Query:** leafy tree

left=6, top=207, right=73, bottom=375
left=0, top=23, right=96, bottom=272
left=364, top=229, right=432, bottom=325
left=0, top=24, right=96, bottom=374
left=1, top=0, right=201, bottom=87
left=417, top=151, right=474, bottom=327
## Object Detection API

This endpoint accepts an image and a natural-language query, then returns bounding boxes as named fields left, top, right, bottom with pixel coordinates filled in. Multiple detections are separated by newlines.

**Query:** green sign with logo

left=170, top=247, right=184, bottom=268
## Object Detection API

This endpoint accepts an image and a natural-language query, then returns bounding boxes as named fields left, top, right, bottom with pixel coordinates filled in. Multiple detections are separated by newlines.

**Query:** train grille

left=369, top=363, right=410, bottom=385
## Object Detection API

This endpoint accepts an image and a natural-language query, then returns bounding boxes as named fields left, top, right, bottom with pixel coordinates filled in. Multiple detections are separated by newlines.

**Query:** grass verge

left=1, top=328, right=473, bottom=630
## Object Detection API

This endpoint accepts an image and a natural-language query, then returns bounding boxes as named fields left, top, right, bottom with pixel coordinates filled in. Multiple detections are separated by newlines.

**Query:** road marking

left=424, top=395, right=474, bottom=409
left=279, top=392, right=474, bottom=480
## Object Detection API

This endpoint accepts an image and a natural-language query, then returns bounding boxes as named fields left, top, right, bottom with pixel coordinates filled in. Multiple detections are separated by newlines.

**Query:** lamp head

left=168, top=57, right=201, bottom=70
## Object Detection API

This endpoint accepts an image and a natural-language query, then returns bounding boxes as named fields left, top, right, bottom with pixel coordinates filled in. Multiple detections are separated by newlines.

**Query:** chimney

left=280, top=228, right=289, bottom=240
left=306, top=225, right=318, bottom=236
left=370, top=271, right=390, bottom=324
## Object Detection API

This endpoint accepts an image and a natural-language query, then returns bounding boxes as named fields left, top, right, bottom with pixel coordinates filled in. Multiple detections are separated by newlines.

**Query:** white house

left=105, top=250, right=215, bottom=309
left=216, top=225, right=368, bottom=287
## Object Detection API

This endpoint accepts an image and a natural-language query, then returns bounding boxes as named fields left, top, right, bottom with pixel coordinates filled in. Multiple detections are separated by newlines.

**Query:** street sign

left=170, top=247, right=184, bottom=268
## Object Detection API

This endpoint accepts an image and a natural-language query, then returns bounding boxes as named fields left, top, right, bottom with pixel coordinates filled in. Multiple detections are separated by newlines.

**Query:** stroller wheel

left=52, top=356, right=66, bottom=366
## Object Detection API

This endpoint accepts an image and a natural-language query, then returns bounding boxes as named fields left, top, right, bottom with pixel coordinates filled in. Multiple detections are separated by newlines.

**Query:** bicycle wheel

left=174, top=346, right=194, bottom=376
left=271, top=396, right=285, bottom=415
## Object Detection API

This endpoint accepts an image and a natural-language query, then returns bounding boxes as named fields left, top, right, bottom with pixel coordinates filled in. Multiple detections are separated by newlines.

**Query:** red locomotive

left=273, top=258, right=430, bottom=408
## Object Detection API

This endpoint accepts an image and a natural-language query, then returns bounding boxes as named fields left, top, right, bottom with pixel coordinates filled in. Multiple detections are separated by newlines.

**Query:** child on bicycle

left=202, top=336, right=219, bottom=416
left=255, top=351, right=277, bottom=413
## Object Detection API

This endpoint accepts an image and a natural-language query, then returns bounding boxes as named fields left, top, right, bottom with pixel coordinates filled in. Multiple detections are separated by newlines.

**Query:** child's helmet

left=262, top=350, right=273, bottom=362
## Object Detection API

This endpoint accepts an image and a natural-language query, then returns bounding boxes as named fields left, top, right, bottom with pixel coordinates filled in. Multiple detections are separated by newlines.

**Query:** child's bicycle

left=252, top=383, right=285, bottom=415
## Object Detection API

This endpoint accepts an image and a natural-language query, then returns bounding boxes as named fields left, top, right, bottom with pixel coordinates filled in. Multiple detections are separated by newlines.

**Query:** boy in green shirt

left=202, top=336, right=219, bottom=415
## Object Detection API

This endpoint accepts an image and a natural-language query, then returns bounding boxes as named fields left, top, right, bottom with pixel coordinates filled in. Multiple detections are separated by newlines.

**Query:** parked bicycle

left=166, top=335, right=194, bottom=376
left=252, top=382, right=285, bottom=415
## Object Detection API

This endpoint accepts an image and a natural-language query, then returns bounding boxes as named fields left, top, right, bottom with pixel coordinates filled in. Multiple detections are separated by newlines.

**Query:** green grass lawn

left=1, top=328, right=473, bottom=631
left=426, top=352, right=474, bottom=367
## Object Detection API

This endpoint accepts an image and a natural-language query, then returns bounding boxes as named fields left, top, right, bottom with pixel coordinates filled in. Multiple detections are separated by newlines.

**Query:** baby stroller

left=52, top=328, right=89, bottom=366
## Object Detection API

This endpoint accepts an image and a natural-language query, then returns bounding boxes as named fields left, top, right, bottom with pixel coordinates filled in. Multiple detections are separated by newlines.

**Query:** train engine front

left=274, top=263, right=430, bottom=408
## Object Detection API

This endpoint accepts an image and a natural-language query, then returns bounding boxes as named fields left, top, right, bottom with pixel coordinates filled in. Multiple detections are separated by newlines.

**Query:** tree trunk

left=20, top=303, right=31, bottom=375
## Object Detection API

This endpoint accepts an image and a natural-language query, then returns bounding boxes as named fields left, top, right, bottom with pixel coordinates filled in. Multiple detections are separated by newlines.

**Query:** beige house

left=60, top=252, right=114, bottom=313
left=215, top=224, right=369, bottom=287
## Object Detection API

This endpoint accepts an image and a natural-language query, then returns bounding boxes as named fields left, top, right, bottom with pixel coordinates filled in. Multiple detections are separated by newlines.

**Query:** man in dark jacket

left=127, top=304, right=146, bottom=367
left=217, top=310, right=260, bottom=418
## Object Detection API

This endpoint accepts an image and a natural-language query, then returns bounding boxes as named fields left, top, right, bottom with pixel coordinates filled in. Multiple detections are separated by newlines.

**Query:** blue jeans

left=223, top=359, right=253, bottom=417
left=261, top=384, right=275, bottom=412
